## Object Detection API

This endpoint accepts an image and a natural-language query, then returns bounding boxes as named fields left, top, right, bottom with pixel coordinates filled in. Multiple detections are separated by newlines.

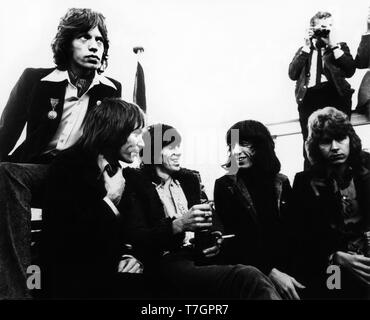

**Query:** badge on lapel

left=48, top=98, right=59, bottom=120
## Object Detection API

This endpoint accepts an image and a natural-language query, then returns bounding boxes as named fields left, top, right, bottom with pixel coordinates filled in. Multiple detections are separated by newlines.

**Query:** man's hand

left=202, top=231, right=223, bottom=258
left=172, top=203, right=212, bottom=233
left=326, top=26, right=338, bottom=48
left=334, top=251, right=370, bottom=286
left=304, top=28, right=314, bottom=47
left=103, top=168, right=125, bottom=205
left=117, top=256, right=143, bottom=273
left=269, top=268, right=306, bottom=300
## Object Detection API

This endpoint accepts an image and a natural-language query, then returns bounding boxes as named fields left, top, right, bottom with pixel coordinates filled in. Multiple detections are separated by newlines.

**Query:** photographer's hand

left=303, top=28, right=314, bottom=52
left=324, top=27, right=344, bottom=59
left=326, top=26, right=337, bottom=47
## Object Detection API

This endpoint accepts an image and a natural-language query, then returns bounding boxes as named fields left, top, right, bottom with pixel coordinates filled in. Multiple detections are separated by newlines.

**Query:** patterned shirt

left=155, top=177, right=194, bottom=246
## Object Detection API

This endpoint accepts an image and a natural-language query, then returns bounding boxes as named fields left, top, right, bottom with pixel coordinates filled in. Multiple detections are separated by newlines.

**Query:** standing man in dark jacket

left=0, top=8, right=121, bottom=299
left=288, top=11, right=355, bottom=168
left=355, top=7, right=370, bottom=117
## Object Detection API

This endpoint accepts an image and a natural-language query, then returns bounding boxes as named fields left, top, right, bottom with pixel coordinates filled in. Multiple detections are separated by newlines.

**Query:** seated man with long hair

left=42, top=98, right=146, bottom=299
left=290, top=107, right=370, bottom=299
left=214, top=120, right=304, bottom=300
left=123, top=123, right=281, bottom=299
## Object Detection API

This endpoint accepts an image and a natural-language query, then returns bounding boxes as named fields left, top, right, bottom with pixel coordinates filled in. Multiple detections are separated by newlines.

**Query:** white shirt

left=41, top=69, right=117, bottom=153
left=302, top=42, right=344, bottom=88
left=308, top=47, right=327, bottom=88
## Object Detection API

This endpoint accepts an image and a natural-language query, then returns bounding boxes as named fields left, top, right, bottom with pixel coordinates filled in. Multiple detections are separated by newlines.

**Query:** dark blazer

left=355, top=34, right=370, bottom=114
left=41, top=145, right=129, bottom=299
left=355, top=33, right=370, bottom=69
left=288, top=43, right=355, bottom=104
left=123, top=167, right=217, bottom=268
left=0, top=68, right=121, bottom=163
left=289, top=152, right=370, bottom=286
left=214, top=173, right=292, bottom=274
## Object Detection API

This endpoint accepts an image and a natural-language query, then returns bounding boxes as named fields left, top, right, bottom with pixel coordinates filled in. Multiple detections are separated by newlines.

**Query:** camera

left=313, top=28, right=330, bottom=39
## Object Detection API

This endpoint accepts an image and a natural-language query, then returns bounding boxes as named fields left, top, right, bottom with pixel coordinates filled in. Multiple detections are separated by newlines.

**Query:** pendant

left=48, top=110, right=58, bottom=120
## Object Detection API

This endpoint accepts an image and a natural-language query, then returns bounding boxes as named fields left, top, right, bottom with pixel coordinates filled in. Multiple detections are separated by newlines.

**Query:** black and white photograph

left=0, top=0, right=369, bottom=307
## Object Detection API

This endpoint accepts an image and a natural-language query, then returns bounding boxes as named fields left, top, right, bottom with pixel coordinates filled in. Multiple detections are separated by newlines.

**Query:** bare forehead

left=313, top=16, right=333, bottom=26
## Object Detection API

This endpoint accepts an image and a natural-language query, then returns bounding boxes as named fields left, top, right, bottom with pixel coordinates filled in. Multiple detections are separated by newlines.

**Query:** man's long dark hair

left=76, top=98, right=145, bottom=159
left=306, top=107, right=363, bottom=174
left=52, top=8, right=109, bottom=73
left=225, top=120, right=281, bottom=176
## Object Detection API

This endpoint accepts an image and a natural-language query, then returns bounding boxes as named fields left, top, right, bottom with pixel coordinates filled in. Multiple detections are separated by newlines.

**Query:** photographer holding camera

left=289, top=11, right=356, bottom=168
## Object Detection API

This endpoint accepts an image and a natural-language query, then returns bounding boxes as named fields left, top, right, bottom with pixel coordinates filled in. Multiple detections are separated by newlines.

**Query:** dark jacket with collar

left=355, top=33, right=370, bottom=69
left=355, top=33, right=370, bottom=113
left=41, top=145, right=129, bottom=298
left=289, top=152, right=370, bottom=284
left=213, top=172, right=292, bottom=275
left=123, top=167, right=218, bottom=268
left=0, top=67, right=121, bottom=163
left=288, top=43, right=355, bottom=104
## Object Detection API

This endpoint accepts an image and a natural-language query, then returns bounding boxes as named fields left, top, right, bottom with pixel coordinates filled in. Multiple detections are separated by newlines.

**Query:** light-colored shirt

left=41, top=69, right=117, bottom=153
left=302, top=41, right=344, bottom=88
left=155, top=177, right=194, bottom=246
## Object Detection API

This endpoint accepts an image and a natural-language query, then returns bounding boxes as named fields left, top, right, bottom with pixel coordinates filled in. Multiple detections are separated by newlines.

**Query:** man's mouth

left=237, top=155, right=249, bottom=162
left=170, top=158, right=180, bottom=165
left=85, top=55, right=100, bottom=62
left=130, top=149, right=141, bottom=157
left=330, top=154, right=345, bottom=161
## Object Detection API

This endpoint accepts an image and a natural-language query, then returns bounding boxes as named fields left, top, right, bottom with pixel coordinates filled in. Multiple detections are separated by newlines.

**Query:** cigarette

left=222, top=234, right=235, bottom=239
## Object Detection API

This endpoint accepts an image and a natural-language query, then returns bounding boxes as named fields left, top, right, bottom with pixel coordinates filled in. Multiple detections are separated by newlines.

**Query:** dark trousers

left=298, top=82, right=352, bottom=169
left=150, top=252, right=281, bottom=300
left=42, top=269, right=152, bottom=300
left=0, top=162, right=49, bottom=299
left=299, top=268, right=370, bottom=300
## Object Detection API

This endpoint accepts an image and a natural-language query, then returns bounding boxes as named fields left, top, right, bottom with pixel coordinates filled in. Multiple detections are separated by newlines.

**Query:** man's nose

left=173, top=146, right=182, bottom=156
left=88, top=39, right=98, bottom=52
left=232, top=143, right=241, bottom=154
left=137, top=135, right=145, bottom=149
left=331, top=140, right=340, bottom=150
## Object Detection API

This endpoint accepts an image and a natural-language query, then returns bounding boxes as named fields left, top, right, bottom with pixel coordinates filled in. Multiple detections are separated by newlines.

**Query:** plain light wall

left=1, top=0, right=369, bottom=196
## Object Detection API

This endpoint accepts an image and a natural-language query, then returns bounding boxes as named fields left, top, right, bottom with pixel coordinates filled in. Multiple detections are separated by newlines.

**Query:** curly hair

left=224, top=120, right=281, bottom=176
left=310, top=11, right=332, bottom=26
left=51, top=8, right=109, bottom=73
left=305, top=107, right=362, bottom=171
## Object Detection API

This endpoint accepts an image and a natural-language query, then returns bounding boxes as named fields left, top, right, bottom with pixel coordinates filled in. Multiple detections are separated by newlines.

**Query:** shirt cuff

left=103, top=196, right=120, bottom=216
left=333, top=48, right=344, bottom=59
